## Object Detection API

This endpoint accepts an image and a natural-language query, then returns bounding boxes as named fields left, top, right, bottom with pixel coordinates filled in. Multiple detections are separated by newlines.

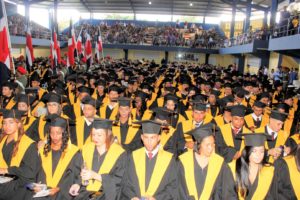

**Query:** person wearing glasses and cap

left=99, top=85, right=120, bottom=120
left=70, top=119, right=127, bottom=200
left=33, top=114, right=82, bottom=200
left=255, top=110, right=289, bottom=163
left=232, top=133, right=277, bottom=199
left=178, top=125, right=237, bottom=200
left=112, top=97, right=143, bottom=152
left=121, top=120, right=177, bottom=200
left=74, top=96, right=101, bottom=149
left=0, top=109, right=40, bottom=200
left=71, top=86, right=94, bottom=120
left=30, top=72, right=47, bottom=100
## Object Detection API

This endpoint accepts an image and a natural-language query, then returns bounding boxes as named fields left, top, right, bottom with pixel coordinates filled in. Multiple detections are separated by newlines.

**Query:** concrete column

left=230, top=0, right=237, bottom=39
left=270, top=0, right=278, bottom=30
left=244, top=0, right=252, bottom=34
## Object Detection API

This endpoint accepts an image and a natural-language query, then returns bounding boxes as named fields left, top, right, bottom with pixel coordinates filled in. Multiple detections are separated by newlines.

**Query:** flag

left=0, top=0, right=11, bottom=71
left=77, top=28, right=84, bottom=59
left=85, top=32, right=92, bottom=71
left=25, top=23, right=34, bottom=72
left=50, top=14, right=60, bottom=74
left=95, top=27, right=103, bottom=63
left=67, top=19, right=76, bottom=67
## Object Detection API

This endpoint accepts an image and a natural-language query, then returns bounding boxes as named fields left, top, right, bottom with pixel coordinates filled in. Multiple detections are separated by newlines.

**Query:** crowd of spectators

left=8, top=14, right=51, bottom=39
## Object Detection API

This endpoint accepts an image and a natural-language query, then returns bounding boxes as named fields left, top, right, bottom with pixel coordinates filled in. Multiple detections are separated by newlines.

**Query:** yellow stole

left=0, top=135, right=34, bottom=168
left=100, top=103, right=119, bottom=119
left=132, top=147, right=173, bottom=197
left=160, top=127, right=175, bottom=147
left=38, top=115, right=47, bottom=140
left=112, top=120, right=140, bottom=145
left=23, top=116, right=36, bottom=132
left=179, top=150, right=224, bottom=200
left=82, top=143, right=125, bottom=192
left=147, top=93, right=157, bottom=109
left=220, top=124, right=250, bottom=151
left=75, top=116, right=92, bottom=149
left=67, top=83, right=75, bottom=105
left=31, top=101, right=45, bottom=117
left=214, top=115, right=226, bottom=127
left=247, top=166, right=274, bottom=200
left=185, top=110, right=213, bottom=122
left=284, top=117, right=293, bottom=133
left=182, top=119, right=211, bottom=142
left=5, top=98, right=16, bottom=109
left=142, top=109, right=152, bottom=120
left=255, top=127, right=289, bottom=149
left=291, top=134, right=300, bottom=144
left=157, top=97, right=164, bottom=107
left=284, top=156, right=300, bottom=199
left=244, top=114, right=269, bottom=129
left=272, top=91, right=279, bottom=104
left=73, top=101, right=82, bottom=118
left=38, top=88, right=46, bottom=100
left=40, top=144, right=79, bottom=188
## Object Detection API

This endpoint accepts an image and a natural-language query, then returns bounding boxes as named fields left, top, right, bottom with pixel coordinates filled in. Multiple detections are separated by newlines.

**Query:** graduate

left=275, top=144, right=300, bottom=199
left=132, top=90, right=150, bottom=121
left=233, top=134, right=277, bottom=199
left=255, top=110, right=290, bottom=162
left=71, top=86, right=94, bottom=120
left=213, top=105, right=232, bottom=127
left=178, top=125, right=237, bottom=200
left=1, top=82, right=18, bottom=109
left=0, top=109, right=39, bottom=200
left=73, top=96, right=101, bottom=149
left=99, top=84, right=120, bottom=119
left=112, top=97, right=143, bottom=152
left=70, top=118, right=127, bottom=200
left=121, top=120, right=177, bottom=200
left=244, top=101, right=269, bottom=131
left=92, top=80, right=109, bottom=104
left=34, top=115, right=82, bottom=200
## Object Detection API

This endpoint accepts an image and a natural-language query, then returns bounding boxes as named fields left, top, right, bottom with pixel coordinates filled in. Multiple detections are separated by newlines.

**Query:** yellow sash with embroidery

left=160, top=127, right=175, bottom=147
left=112, top=122, right=140, bottom=145
left=179, top=150, right=224, bottom=200
left=249, top=166, right=274, bottom=200
left=132, top=147, right=172, bottom=197
left=0, top=135, right=34, bottom=168
left=5, top=98, right=16, bottom=109
left=82, top=142, right=125, bottom=192
left=220, top=124, right=249, bottom=151
left=284, top=156, right=300, bottom=199
left=40, top=144, right=79, bottom=188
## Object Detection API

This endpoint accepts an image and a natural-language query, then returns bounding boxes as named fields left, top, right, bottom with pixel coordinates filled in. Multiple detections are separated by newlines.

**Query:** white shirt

left=251, top=113, right=262, bottom=121
left=231, top=124, right=242, bottom=133
left=266, top=125, right=278, bottom=139
left=193, top=120, right=203, bottom=128
left=84, top=117, right=93, bottom=126
left=145, top=144, right=160, bottom=159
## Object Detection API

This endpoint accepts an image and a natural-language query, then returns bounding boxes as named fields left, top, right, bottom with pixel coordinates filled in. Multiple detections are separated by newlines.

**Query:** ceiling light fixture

left=149, top=1, right=152, bottom=5
left=190, top=2, right=193, bottom=6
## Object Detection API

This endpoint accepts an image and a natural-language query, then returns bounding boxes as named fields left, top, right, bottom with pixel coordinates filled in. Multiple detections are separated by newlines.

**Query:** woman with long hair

left=33, top=114, right=82, bottom=200
left=0, top=109, right=39, bottom=200
left=234, top=133, right=277, bottom=199
left=178, top=125, right=237, bottom=199
left=71, top=118, right=127, bottom=200
left=275, top=144, right=300, bottom=199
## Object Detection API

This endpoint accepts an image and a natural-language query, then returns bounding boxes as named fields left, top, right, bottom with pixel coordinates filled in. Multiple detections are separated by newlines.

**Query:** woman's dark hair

left=295, top=144, right=300, bottom=172
left=235, top=146, right=269, bottom=197
left=194, top=135, right=215, bottom=152
left=43, top=126, right=69, bottom=157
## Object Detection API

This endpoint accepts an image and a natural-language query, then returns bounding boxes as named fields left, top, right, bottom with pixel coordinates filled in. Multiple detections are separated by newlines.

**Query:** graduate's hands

left=49, top=187, right=60, bottom=196
left=81, top=169, right=97, bottom=181
left=130, top=198, right=139, bottom=200
left=233, top=151, right=241, bottom=160
left=37, top=140, right=47, bottom=150
left=268, top=147, right=282, bottom=159
left=0, top=168, right=8, bottom=175
left=69, top=184, right=80, bottom=196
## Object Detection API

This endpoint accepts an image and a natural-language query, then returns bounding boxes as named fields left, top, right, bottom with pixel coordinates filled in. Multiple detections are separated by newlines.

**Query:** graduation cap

left=30, top=72, right=40, bottom=82
left=242, top=133, right=268, bottom=147
left=134, top=90, right=150, bottom=100
left=92, top=118, right=114, bottom=130
left=253, top=101, right=266, bottom=108
left=108, top=84, right=120, bottom=94
left=16, top=94, right=36, bottom=106
left=77, top=86, right=93, bottom=95
left=81, top=96, right=102, bottom=109
left=276, top=103, right=290, bottom=113
left=151, top=107, right=175, bottom=121
left=25, top=87, right=39, bottom=95
left=164, top=86, right=177, bottom=94
left=133, top=120, right=162, bottom=135
left=164, top=94, right=179, bottom=103
left=2, top=81, right=18, bottom=90
left=192, top=103, right=207, bottom=111
left=46, top=114, right=68, bottom=129
left=257, top=92, right=270, bottom=100
left=190, top=94, right=207, bottom=103
left=118, top=97, right=131, bottom=107
left=184, top=124, right=215, bottom=142
left=95, top=79, right=106, bottom=87
left=269, top=110, right=288, bottom=122
left=231, top=105, right=246, bottom=117
left=41, top=92, right=68, bottom=104
left=0, top=109, right=25, bottom=120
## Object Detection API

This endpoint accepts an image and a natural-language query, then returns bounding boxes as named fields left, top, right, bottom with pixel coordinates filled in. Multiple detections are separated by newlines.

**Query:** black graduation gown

left=74, top=147, right=127, bottom=200
left=119, top=123, right=143, bottom=152
left=0, top=141, right=40, bottom=200
left=33, top=151, right=83, bottom=200
left=121, top=152, right=178, bottom=200
left=178, top=153, right=237, bottom=200
left=274, top=158, right=298, bottom=200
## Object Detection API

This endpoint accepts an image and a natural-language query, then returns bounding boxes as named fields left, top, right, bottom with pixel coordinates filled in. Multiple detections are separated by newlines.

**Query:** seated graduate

left=71, top=118, right=127, bottom=200
left=275, top=144, right=300, bottom=199
left=0, top=109, right=39, bottom=200
left=232, top=134, right=277, bottom=199
left=178, top=125, right=237, bottom=200
left=121, top=120, right=177, bottom=200
left=33, top=114, right=82, bottom=200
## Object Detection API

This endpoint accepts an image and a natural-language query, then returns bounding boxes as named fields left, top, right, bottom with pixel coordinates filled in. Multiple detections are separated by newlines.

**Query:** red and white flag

left=67, top=19, right=76, bottom=67
left=25, top=24, right=34, bottom=72
left=95, top=27, right=103, bottom=63
left=85, top=32, right=92, bottom=71
left=0, top=0, right=11, bottom=70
